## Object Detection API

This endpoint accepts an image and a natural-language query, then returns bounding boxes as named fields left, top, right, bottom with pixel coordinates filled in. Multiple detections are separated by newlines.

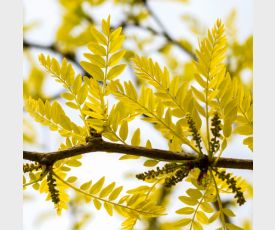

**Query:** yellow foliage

left=24, top=17, right=253, bottom=230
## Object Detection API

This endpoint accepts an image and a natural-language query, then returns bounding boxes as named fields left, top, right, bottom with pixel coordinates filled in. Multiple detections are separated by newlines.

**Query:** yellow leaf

left=93, top=199, right=102, bottom=210
left=87, top=42, right=106, bottom=56
left=179, top=196, right=198, bottom=206
left=131, top=128, right=140, bottom=146
left=192, top=86, right=205, bottom=102
left=77, top=84, right=88, bottom=105
left=80, top=180, right=92, bottom=190
left=175, top=218, right=192, bottom=227
left=72, top=75, right=82, bottom=93
left=67, top=176, right=77, bottom=183
left=121, top=218, right=137, bottom=230
left=119, top=155, right=140, bottom=160
left=196, top=211, right=209, bottom=224
left=84, top=53, right=105, bottom=68
left=66, top=101, right=78, bottom=109
left=100, top=182, right=116, bottom=198
left=90, top=26, right=107, bottom=45
left=223, top=208, right=235, bottom=217
left=194, top=74, right=207, bottom=88
left=104, top=203, right=113, bottom=216
left=80, top=61, right=104, bottom=81
left=110, top=35, right=125, bottom=53
left=107, top=64, right=126, bottom=80
left=110, top=27, right=122, bottom=41
left=143, top=160, right=159, bottom=167
left=102, top=16, right=110, bottom=36
left=200, top=202, right=214, bottom=213
left=186, top=188, right=202, bottom=199
left=193, top=221, right=203, bottom=230
left=119, top=120, right=128, bottom=141
left=61, top=92, right=74, bottom=101
left=89, top=177, right=105, bottom=194
left=208, top=211, right=220, bottom=223
left=66, top=159, right=82, bottom=167
left=108, top=50, right=126, bottom=66
left=109, top=186, right=123, bottom=201
left=235, top=125, right=253, bottom=135
left=226, top=223, right=243, bottom=230
left=243, top=136, right=253, bottom=151
left=176, top=207, right=195, bottom=214
left=146, top=140, right=152, bottom=148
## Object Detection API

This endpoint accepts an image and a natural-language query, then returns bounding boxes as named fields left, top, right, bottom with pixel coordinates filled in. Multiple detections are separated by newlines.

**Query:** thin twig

left=23, top=39, right=88, bottom=76
left=142, top=0, right=197, bottom=60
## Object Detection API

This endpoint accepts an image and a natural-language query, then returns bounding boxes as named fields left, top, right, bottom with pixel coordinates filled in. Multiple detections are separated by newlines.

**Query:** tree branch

left=23, top=39, right=90, bottom=100
left=80, top=2, right=197, bottom=60
left=23, top=39, right=88, bottom=76
left=23, top=138, right=253, bottom=170
left=142, top=0, right=197, bottom=60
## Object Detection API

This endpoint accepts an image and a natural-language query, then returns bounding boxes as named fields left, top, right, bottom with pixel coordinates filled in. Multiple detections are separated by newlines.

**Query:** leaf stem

left=53, top=171, right=164, bottom=216
left=189, top=186, right=210, bottom=230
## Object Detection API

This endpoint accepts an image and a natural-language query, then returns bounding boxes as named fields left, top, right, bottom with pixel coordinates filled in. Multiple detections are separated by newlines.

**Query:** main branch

left=23, top=138, right=253, bottom=170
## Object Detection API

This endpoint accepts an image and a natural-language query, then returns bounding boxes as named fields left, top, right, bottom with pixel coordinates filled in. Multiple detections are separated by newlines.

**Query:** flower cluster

left=136, top=163, right=192, bottom=187
left=164, top=168, right=190, bottom=187
left=46, top=170, right=60, bottom=206
left=23, top=162, right=42, bottom=173
left=210, top=112, right=222, bottom=155
left=186, top=114, right=203, bottom=154
left=213, top=168, right=246, bottom=206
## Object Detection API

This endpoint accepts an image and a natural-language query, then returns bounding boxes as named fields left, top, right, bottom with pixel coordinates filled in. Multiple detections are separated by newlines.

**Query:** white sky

left=23, top=0, right=253, bottom=229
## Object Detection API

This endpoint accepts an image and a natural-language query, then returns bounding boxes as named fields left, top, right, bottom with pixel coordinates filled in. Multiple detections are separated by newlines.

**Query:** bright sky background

left=23, top=0, right=253, bottom=229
